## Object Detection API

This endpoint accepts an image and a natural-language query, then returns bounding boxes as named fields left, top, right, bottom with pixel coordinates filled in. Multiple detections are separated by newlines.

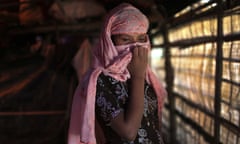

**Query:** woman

left=68, top=3, right=167, bottom=144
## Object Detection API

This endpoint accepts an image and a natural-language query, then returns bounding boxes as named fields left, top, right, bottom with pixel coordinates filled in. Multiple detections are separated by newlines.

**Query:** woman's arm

left=110, top=46, right=148, bottom=141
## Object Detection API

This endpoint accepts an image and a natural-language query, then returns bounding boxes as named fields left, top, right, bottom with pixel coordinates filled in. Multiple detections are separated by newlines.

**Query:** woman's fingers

left=128, top=46, right=149, bottom=78
left=132, top=46, right=138, bottom=57
left=132, top=46, right=148, bottom=56
left=135, top=46, right=148, bottom=62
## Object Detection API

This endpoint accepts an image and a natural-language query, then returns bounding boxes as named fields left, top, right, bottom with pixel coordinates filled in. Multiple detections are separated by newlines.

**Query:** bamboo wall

left=151, top=1, right=240, bottom=144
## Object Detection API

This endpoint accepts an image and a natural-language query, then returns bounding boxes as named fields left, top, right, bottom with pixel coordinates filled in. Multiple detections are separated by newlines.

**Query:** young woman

left=68, top=3, right=167, bottom=144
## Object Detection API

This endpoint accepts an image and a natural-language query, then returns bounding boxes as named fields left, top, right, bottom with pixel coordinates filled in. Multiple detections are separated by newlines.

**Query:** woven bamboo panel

left=223, top=60, right=240, bottom=83
left=184, top=102, right=200, bottom=127
left=220, top=125, right=240, bottom=144
left=202, top=18, right=217, bottom=36
left=175, top=96, right=215, bottom=144
left=168, top=18, right=217, bottom=42
left=223, top=14, right=240, bottom=35
left=223, top=41, right=240, bottom=59
left=221, top=40, right=240, bottom=132
left=191, top=21, right=204, bottom=38
left=163, top=3, right=240, bottom=144
left=176, top=116, right=210, bottom=144
left=171, top=43, right=217, bottom=111
left=171, top=32, right=240, bottom=144
left=221, top=82, right=240, bottom=105
left=222, top=41, right=240, bottom=84
left=220, top=39, right=240, bottom=144
left=221, top=102, right=240, bottom=127
left=179, top=97, right=214, bottom=135
left=169, top=24, right=191, bottom=42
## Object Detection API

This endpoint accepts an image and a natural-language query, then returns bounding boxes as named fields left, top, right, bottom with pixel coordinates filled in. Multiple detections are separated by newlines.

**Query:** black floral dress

left=95, top=73, right=164, bottom=144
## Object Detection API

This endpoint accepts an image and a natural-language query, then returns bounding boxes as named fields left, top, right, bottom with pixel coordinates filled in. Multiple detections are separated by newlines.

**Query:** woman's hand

left=127, top=46, right=149, bottom=79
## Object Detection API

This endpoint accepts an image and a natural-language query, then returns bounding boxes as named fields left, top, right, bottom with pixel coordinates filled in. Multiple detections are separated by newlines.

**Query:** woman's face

left=111, top=33, right=147, bottom=46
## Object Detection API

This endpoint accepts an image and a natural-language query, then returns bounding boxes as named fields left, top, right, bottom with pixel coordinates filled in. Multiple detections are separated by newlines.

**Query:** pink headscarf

left=68, top=3, right=167, bottom=144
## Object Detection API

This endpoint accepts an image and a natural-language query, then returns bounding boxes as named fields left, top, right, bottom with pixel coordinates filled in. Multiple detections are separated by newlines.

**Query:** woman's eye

left=139, top=38, right=146, bottom=42
left=138, top=35, right=147, bottom=42
left=138, top=38, right=146, bottom=42
left=119, top=37, right=133, bottom=44
left=122, top=38, right=131, bottom=42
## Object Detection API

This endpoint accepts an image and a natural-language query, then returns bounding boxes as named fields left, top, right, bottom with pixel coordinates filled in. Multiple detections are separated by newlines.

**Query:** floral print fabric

left=95, top=73, right=164, bottom=144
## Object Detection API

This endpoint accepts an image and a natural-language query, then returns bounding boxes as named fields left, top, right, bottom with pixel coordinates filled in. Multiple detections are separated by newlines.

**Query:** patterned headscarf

left=68, top=3, right=167, bottom=144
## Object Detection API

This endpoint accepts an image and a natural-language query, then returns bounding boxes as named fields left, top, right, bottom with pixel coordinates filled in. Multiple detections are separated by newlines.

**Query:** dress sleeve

left=95, top=74, right=128, bottom=125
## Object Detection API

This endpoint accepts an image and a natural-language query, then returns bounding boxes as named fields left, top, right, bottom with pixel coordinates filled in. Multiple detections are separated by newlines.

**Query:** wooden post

left=163, top=23, right=176, bottom=144
left=214, top=0, right=224, bottom=143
